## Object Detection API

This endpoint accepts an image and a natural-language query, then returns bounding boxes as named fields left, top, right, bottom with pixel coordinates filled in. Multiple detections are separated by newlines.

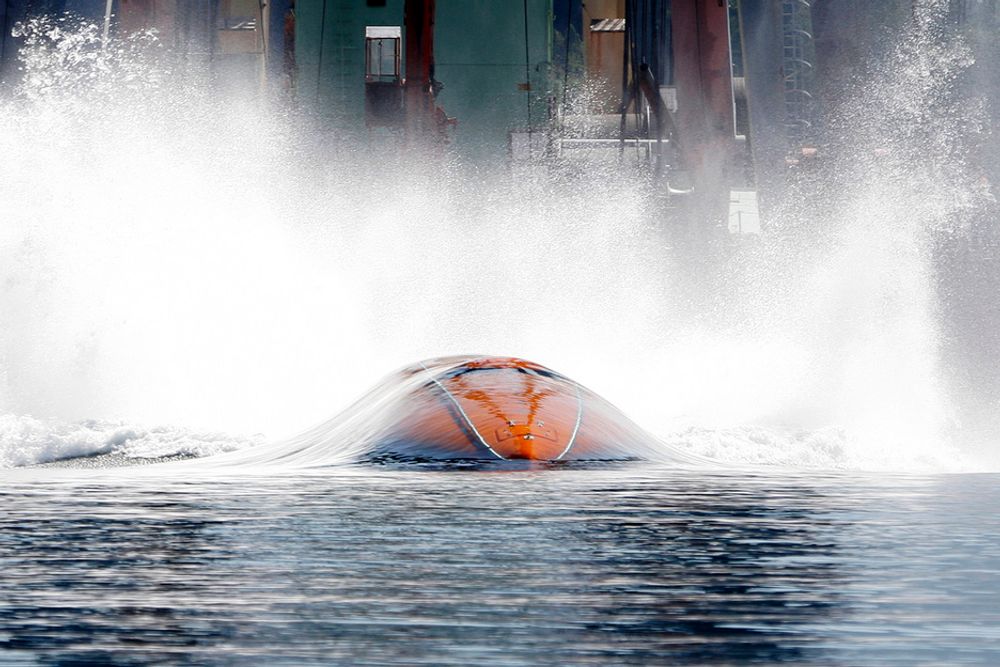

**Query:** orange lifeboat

left=364, top=355, right=670, bottom=463
left=399, top=357, right=583, bottom=460
left=214, top=355, right=693, bottom=468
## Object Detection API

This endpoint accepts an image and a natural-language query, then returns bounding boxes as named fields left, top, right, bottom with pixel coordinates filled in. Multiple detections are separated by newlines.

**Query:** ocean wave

left=0, top=414, right=262, bottom=468
left=663, top=424, right=972, bottom=472
left=0, top=410, right=975, bottom=473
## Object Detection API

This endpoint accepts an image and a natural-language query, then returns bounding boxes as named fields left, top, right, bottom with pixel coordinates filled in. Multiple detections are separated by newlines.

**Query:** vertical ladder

left=781, top=0, right=815, bottom=149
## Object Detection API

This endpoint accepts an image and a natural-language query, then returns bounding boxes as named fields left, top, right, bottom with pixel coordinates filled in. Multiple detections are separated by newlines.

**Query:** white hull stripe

left=419, top=361, right=507, bottom=461
left=554, top=383, right=584, bottom=461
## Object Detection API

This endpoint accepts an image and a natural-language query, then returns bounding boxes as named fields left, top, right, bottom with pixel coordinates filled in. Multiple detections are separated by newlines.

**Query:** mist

left=1, top=8, right=996, bottom=471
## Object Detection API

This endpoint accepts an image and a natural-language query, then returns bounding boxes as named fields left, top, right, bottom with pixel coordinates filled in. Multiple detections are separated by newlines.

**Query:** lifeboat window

left=441, top=365, right=566, bottom=381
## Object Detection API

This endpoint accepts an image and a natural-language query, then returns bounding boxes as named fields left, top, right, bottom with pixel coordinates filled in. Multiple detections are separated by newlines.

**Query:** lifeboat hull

left=213, top=355, right=696, bottom=468
left=365, top=356, right=667, bottom=462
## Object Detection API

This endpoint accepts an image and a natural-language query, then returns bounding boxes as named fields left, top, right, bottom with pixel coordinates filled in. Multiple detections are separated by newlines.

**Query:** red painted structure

left=671, top=0, right=737, bottom=225
left=403, top=0, right=452, bottom=144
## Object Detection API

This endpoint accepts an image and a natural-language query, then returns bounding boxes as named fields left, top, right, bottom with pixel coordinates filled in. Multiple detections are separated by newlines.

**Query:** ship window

left=365, top=26, right=401, bottom=82
left=218, top=0, right=260, bottom=31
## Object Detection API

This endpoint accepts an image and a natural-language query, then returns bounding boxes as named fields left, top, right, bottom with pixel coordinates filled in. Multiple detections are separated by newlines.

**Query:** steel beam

left=670, top=0, right=735, bottom=227
left=404, top=0, right=437, bottom=143
left=737, top=0, right=786, bottom=217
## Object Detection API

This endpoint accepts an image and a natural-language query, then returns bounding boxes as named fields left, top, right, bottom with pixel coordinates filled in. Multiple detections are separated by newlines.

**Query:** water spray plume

left=0, top=4, right=995, bottom=471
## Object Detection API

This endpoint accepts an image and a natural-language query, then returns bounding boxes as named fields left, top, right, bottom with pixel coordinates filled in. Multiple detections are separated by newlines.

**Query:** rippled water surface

left=2, top=466, right=998, bottom=665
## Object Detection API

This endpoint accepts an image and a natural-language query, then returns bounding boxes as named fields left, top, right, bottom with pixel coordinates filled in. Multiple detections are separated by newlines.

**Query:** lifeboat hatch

left=496, top=422, right=557, bottom=442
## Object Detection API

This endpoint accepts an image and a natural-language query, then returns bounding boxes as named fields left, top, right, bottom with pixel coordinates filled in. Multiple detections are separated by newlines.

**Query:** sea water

left=2, top=466, right=999, bottom=665
left=2, top=2, right=1000, bottom=663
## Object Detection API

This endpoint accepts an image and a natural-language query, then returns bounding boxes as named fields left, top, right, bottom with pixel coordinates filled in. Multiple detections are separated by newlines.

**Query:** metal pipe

left=618, top=0, right=632, bottom=156
left=638, top=63, right=663, bottom=134
left=316, top=0, right=329, bottom=103
left=638, top=62, right=670, bottom=175
left=522, top=0, right=531, bottom=131
left=103, top=0, right=113, bottom=47
left=1, top=0, right=9, bottom=76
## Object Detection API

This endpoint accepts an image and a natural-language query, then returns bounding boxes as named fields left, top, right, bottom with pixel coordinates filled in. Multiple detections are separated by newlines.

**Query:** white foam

left=0, top=413, right=261, bottom=468
left=663, top=424, right=975, bottom=473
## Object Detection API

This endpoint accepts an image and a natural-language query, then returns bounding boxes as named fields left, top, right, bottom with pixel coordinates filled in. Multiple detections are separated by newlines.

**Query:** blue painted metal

left=1, top=0, right=10, bottom=81
left=267, top=0, right=293, bottom=82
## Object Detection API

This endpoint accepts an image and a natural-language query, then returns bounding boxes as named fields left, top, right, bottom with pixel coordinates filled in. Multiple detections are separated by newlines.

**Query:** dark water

left=1, top=466, right=998, bottom=665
